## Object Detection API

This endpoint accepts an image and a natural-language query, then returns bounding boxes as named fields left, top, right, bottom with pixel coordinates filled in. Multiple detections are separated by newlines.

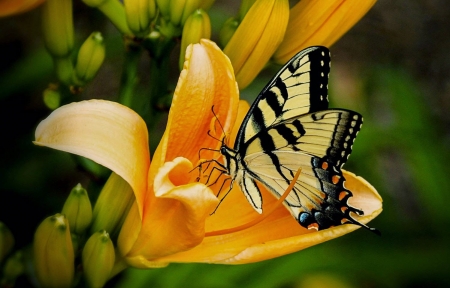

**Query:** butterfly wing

left=230, top=46, right=374, bottom=231
left=243, top=110, right=367, bottom=230
left=234, top=46, right=330, bottom=150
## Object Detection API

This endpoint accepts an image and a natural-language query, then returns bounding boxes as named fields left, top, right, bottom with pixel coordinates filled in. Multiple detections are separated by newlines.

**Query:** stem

left=118, top=39, right=142, bottom=108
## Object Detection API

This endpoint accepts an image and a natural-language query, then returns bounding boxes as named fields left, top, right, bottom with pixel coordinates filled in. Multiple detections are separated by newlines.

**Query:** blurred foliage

left=0, top=0, right=449, bottom=287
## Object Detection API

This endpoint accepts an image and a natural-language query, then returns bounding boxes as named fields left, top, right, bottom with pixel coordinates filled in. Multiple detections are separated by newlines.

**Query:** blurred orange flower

left=0, top=0, right=45, bottom=17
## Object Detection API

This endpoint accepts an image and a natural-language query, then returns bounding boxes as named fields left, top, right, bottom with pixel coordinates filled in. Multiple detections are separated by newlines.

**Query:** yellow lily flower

left=273, top=0, right=377, bottom=64
left=34, top=39, right=381, bottom=267
left=0, top=0, right=45, bottom=17
left=224, top=0, right=289, bottom=89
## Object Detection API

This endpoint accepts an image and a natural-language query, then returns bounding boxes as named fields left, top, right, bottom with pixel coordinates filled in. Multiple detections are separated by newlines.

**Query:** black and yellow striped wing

left=227, top=46, right=376, bottom=232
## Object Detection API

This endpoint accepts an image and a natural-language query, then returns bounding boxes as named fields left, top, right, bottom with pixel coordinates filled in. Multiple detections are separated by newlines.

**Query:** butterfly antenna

left=206, top=130, right=222, bottom=143
left=211, top=105, right=227, bottom=143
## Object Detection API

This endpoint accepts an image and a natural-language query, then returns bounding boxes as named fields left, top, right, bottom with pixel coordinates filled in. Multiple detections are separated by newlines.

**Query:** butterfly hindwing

left=243, top=110, right=364, bottom=229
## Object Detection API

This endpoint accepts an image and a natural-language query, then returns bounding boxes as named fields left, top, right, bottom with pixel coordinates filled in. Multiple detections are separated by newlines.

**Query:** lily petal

left=273, top=0, right=376, bottom=64
left=154, top=39, right=239, bottom=171
left=118, top=157, right=219, bottom=267
left=34, top=100, right=150, bottom=216
left=146, top=171, right=381, bottom=264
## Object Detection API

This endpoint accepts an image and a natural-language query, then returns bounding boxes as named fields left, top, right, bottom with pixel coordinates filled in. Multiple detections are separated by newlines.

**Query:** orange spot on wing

left=307, top=223, right=319, bottom=231
left=338, top=191, right=348, bottom=201
left=332, top=175, right=340, bottom=184
left=321, top=162, right=328, bottom=170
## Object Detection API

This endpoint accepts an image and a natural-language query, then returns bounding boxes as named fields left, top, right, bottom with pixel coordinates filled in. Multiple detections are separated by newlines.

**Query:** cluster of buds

left=31, top=180, right=131, bottom=287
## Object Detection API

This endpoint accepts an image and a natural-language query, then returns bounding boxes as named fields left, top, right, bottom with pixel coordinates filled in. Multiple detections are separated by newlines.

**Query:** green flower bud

left=62, top=183, right=93, bottom=235
left=238, top=0, right=257, bottom=21
left=156, top=0, right=170, bottom=19
left=43, top=85, right=61, bottom=110
left=179, top=9, right=211, bottom=69
left=82, top=230, right=115, bottom=288
left=169, top=0, right=201, bottom=26
left=124, top=0, right=156, bottom=36
left=219, top=17, right=239, bottom=48
left=33, top=214, right=74, bottom=288
left=74, top=32, right=106, bottom=86
left=198, top=0, right=215, bottom=10
left=1, top=251, right=24, bottom=288
left=41, top=0, right=74, bottom=57
left=82, top=0, right=132, bottom=35
left=90, top=173, right=134, bottom=239
left=0, top=222, right=14, bottom=264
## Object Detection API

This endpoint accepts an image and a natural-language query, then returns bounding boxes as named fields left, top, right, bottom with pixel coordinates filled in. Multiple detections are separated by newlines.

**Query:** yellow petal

left=34, top=100, right=150, bottom=217
left=148, top=171, right=381, bottom=264
left=155, top=39, right=239, bottom=170
left=0, top=0, right=45, bottom=17
left=224, top=0, right=289, bottom=89
left=118, top=157, right=219, bottom=267
left=273, top=0, right=376, bottom=64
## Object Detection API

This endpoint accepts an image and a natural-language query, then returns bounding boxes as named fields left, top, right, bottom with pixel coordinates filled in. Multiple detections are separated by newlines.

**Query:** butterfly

left=217, top=46, right=378, bottom=234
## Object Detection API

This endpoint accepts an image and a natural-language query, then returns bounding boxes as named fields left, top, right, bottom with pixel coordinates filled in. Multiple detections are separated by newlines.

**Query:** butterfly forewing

left=235, top=47, right=330, bottom=150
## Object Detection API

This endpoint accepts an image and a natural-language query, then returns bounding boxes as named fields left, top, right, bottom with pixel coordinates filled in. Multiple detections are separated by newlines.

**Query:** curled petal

left=273, top=0, right=376, bottom=64
left=34, top=100, right=150, bottom=216
left=118, top=157, right=219, bottom=267
left=154, top=39, right=239, bottom=171
left=149, top=170, right=381, bottom=264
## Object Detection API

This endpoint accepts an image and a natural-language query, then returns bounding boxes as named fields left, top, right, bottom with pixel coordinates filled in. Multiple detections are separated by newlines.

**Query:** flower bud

left=273, top=0, right=377, bottom=64
left=62, top=183, right=93, bottom=235
left=124, top=0, right=156, bottom=36
left=179, top=9, right=211, bottom=69
left=1, top=251, right=24, bottom=288
left=224, top=0, right=289, bottom=89
left=238, top=0, right=257, bottom=20
left=33, top=214, right=74, bottom=288
left=219, top=17, right=239, bottom=48
left=0, top=222, right=14, bottom=264
left=82, top=0, right=132, bottom=35
left=74, top=32, right=106, bottom=85
left=198, top=0, right=215, bottom=10
left=169, top=0, right=201, bottom=26
left=90, top=172, right=134, bottom=239
left=43, top=85, right=61, bottom=110
left=41, top=0, right=74, bottom=57
left=82, top=230, right=115, bottom=288
left=156, top=0, right=170, bottom=19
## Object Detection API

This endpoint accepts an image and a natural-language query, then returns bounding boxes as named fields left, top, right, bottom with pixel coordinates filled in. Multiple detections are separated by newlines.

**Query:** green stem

left=118, top=40, right=142, bottom=108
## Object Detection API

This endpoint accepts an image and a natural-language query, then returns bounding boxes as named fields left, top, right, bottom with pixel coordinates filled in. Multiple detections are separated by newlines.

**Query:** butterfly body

left=219, top=46, right=376, bottom=233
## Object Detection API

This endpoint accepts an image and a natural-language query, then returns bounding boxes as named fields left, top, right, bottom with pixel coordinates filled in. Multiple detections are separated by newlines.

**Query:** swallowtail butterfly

left=218, top=46, right=377, bottom=233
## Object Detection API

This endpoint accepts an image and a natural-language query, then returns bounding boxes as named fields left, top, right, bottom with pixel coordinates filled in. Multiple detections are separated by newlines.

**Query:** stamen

left=205, top=167, right=302, bottom=237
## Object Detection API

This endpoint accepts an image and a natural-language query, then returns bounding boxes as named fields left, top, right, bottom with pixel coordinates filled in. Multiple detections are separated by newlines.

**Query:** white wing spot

left=321, top=60, right=324, bottom=66
left=322, top=51, right=325, bottom=56
left=349, top=128, right=354, bottom=134
left=321, top=72, right=324, bottom=77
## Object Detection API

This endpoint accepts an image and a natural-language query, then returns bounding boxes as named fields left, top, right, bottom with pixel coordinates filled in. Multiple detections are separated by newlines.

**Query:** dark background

left=1, top=0, right=449, bottom=287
